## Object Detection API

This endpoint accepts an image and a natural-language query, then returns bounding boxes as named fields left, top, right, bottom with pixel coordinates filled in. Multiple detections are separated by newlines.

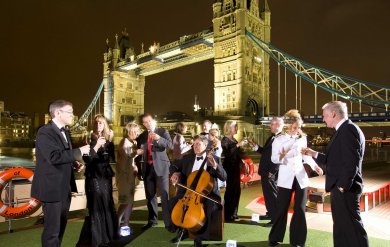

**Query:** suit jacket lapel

left=50, top=121, right=70, bottom=149
left=64, top=128, right=72, bottom=149
left=326, top=120, right=347, bottom=152
left=264, top=135, right=274, bottom=148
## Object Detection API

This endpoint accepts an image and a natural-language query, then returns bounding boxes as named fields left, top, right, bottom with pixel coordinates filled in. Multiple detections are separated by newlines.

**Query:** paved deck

left=246, top=165, right=390, bottom=240
left=245, top=196, right=390, bottom=240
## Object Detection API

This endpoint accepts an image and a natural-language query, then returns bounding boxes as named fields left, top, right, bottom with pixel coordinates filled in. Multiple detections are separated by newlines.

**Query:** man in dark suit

left=169, top=135, right=227, bottom=247
left=31, top=100, right=90, bottom=247
left=249, top=117, right=284, bottom=227
left=135, top=113, right=174, bottom=231
left=304, top=101, right=369, bottom=247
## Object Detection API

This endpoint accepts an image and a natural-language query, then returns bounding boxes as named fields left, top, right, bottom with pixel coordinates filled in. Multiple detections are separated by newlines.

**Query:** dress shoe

left=262, top=221, right=273, bottom=227
left=225, top=215, right=238, bottom=222
left=268, top=241, right=279, bottom=246
left=141, top=222, right=157, bottom=230
left=171, top=228, right=188, bottom=243
left=260, top=214, right=271, bottom=220
left=165, top=224, right=176, bottom=233
left=291, top=244, right=304, bottom=247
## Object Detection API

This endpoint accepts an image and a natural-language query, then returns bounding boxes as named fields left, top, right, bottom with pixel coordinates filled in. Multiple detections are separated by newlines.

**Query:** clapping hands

left=279, top=147, right=291, bottom=161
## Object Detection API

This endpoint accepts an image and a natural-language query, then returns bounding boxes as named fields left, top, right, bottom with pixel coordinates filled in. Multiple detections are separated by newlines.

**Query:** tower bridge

left=71, top=0, right=389, bottom=144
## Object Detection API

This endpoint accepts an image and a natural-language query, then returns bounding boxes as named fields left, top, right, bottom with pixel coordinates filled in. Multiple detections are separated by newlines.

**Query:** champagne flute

left=83, top=131, right=92, bottom=156
left=85, top=131, right=92, bottom=145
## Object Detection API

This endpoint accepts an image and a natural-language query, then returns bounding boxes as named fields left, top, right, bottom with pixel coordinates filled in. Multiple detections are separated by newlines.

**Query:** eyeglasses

left=60, top=109, right=74, bottom=115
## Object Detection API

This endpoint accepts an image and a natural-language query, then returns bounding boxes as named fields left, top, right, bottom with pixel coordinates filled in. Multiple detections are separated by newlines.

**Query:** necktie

left=196, top=156, right=203, bottom=161
left=147, top=134, right=153, bottom=165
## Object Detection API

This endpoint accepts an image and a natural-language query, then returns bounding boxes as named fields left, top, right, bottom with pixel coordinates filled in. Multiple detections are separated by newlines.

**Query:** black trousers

left=41, top=194, right=71, bottom=247
left=330, top=187, right=369, bottom=247
left=144, top=164, right=171, bottom=227
left=269, top=178, right=307, bottom=246
left=261, top=173, right=278, bottom=221
left=223, top=169, right=241, bottom=219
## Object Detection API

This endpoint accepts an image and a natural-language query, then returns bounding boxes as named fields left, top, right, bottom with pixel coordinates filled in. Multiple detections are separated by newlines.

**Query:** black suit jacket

left=256, top=133, right=280, bottom=176
left=31, top=121, right=82, bottom=202
left=135, top=127, right=173, bottom=177
left=170, top=153, right=227, bottom=200
left=315, top=120, right=365, bottom=193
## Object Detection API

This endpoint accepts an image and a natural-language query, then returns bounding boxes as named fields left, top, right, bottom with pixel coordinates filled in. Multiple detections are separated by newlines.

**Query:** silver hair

left=48, top=99, right=72, bottom=118
left=271, top=117, right=284, bottom=126
left=322, top=101, right=348, bottom=119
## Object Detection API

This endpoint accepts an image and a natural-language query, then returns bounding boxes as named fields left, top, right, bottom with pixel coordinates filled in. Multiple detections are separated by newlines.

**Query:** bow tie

left=196, top=156, right=204, bottom=161
left=60, top=127, right=66, bottom=132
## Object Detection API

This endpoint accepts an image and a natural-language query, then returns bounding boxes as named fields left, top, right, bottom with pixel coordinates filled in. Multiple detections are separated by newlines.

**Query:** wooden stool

left=189, top=205, right=224, bottom=241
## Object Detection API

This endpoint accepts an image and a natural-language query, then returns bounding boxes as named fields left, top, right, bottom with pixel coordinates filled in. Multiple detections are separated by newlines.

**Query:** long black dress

left=221, top=136, right=242, bottom=221
left=77, top=139, right=118, bottom=247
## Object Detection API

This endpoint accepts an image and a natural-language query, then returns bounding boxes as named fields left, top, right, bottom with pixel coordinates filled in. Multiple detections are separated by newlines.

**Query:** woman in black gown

left=77, top=114, right=117, bottom=247
left=221, top=120, right=247, bottom=221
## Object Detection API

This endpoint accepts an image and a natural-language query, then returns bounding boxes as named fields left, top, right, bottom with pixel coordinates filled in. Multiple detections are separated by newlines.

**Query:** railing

left=71, top=80, right=104, bottom=131
left=246, top=29, right=390, bottom=111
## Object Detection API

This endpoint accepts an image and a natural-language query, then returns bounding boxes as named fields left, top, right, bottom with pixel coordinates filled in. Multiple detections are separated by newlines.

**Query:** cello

left=171, top=141, right=221, bottom=232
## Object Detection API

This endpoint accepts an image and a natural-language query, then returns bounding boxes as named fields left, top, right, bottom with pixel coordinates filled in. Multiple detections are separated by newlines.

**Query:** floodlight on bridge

left=254, top=56, right=262, bottom=63
left=155, top=48, right=182, bottom=60
left=120, top=63, right=138, bottom=71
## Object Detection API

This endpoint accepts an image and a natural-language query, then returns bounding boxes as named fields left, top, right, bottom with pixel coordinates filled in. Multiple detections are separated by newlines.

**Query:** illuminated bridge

left=70, top=1, right=390, bottom=140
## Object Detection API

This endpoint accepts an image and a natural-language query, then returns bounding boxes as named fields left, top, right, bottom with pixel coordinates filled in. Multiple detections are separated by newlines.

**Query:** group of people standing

left=31, top=99, right=369, bottom=247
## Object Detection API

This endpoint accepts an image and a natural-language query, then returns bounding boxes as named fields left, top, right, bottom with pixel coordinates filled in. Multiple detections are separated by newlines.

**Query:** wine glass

left=85, top=131, right=91, bottom=145
left=83, top=131, right=92, bottom=156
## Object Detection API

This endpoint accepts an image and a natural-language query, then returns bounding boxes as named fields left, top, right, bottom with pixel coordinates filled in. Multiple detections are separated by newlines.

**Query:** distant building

left=0, top=111, right=32, bottom=145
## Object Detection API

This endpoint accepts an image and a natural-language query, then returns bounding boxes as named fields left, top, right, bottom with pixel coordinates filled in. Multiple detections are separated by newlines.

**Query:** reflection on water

left=0, top=147, right=34, bottom=159
left=0, top=147, right=35, bottom=168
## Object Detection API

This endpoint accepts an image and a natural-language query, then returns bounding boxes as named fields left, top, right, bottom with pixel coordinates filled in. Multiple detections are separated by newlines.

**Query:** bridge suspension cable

left=70, top=80, right=104, bottom=131
left=246, top=30, right=390, bottom=113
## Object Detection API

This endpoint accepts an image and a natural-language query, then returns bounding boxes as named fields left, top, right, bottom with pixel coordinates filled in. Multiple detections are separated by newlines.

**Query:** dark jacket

left=315, top=120, right=365, bottom=193
left=31, top=121, right=82, bottom=202
left=256, top=133, right=281, bottom=176
left=135, top=127, right=173, bottom=177
left=170, top=153, right=227, bottom=200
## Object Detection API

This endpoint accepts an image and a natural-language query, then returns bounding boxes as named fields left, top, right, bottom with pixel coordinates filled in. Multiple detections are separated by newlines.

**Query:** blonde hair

left=209, top=128, right=220, bottom=138
left=223, top=120, right=237, bottom=136
left=125, top=122, right=140, bottom=138
left=284, top=109, right=304, bottom=135
left=92, top=114, right=111, bottom=140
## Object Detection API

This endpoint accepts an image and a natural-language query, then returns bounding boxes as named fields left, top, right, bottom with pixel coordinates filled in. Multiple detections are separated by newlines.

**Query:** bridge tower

left=212, top=0, right=270, bottom=117
left=103, top=30, right=145, bottom=143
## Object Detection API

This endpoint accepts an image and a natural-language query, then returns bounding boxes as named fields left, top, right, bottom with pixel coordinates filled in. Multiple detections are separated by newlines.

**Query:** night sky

left=1, top=0, right=389, bottom=118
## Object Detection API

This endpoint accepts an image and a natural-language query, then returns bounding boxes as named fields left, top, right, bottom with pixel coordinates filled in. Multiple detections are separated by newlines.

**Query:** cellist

left=169, top=135, right=227, bottom=247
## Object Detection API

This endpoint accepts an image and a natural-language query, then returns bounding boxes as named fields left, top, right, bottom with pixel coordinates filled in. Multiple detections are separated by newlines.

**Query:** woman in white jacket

left=268, top=110, right=323, bottom=247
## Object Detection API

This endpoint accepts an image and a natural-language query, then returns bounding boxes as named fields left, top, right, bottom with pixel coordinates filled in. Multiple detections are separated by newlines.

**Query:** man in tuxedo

left=304, top=101, right=369, bottom=247
left=135, top=113, right=174, bottom=231
left=169, top=135, right=227, bottom=247
left=31, top=100, right=90, bottom=247
left=249, top=117, right=284, bottom=227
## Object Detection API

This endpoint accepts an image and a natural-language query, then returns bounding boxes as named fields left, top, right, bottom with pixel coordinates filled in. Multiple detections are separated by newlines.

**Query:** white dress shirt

left=52, top=119, right=67, bottom=143
left=192, top=153, right=207, bottom=172
left=271, top=133, right=318, bottom=189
